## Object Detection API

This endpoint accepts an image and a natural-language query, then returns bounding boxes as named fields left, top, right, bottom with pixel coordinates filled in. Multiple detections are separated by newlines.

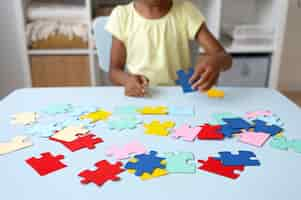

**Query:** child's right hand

left=125, top=74, right=149, bottom=97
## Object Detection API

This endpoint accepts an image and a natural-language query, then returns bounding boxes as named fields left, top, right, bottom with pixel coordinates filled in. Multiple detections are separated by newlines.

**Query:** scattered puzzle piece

left=211, top=112, right=239, bottom=125
left=269, top=136, right=289, bottom=151
left=0, top=136, right=33, bottom=155
left=176, top=68, right=197, bottom=93
left=288, top=140, right=301, bottom=153
left=26, top=123, right=60, bottom=137
left=80, top=109, right=111, bottom=123
left=114, top=106, right=139, bottom=115
left=215, top=151, right=260, bottom=166
left=198, top=157, right=244, bottom=179
left=78, top=160, right=125, bottom=186
left=206, top=88, right=225, bottom=98
left=253, top=120, right=283, bottom=136
left=238, top=131, right=270, bottom=147
left=220, top=124, right=242, bottom=138
left=11, top=112, right=38, bottom=125
left=172, top=124, right=201, bottom=142
left=106, top=141, right=147, bottom=160
left=129, top=168, right=168, bottom=180
left=51, top=126, right=89, bottom=142
left=222, top=118, right=253, bottom=130
left=256, top=115, right=284, bottom=127
left=108, top=117, right=142, bottom=131
left=164, top=152, right=196, bottom=173
left=144, top=120, right=175, bottom=136
left=197, top=124, right=224, bottom=140
left=57, top=118, right=95, bottom=129
left=245, top=110, right=273, bottom=119
left=168, top=106, right=194, bottom=116
left=138, top=106, right=168, bottom=115
left=69, top=105, right=98, bottom=117
left=42, top=104, right=72, bottom=115
left=50, top=134, right=103, bottom=152
left=125, top=151, right=166, bottom=176
left=26, top=152, right=67, bottom=176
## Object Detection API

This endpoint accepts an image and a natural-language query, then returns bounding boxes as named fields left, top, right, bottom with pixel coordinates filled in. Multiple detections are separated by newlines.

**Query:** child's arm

left=109, top=36, right=148, bottom=97
left=190, top=24, right=232, bottom=91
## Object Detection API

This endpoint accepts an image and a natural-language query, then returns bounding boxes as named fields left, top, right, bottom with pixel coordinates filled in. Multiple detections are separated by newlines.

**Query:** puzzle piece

left=238, top=131, right=271, bottom=147
left=125, top=151, right=166, bottom=176
left=164, top=152, right=196, bottom=173
left=253, top=120, right=283, bottom=136
left=50, top=134, right=103, bottom=152
left=106, top=141, right=147, bottom=160
left=0, top=136, right=33, bottom=155
left=222, top=118, right=253, bottom=130
left=42, top=104, right=73, bottom=115
left=245, top=110, right=273, bottom=119
left=172, top=124, right=201, bottom=142
left=176, top=68, right=197, bottom=93
left=256, top=115, right=284, bottom=127
left=220, top=124, right=242, bottom=138
left=128, top=167, right=168, bottom=180
left=57, top=118, right=95, bottom=129
left=206, top=88, right=225, bottom=98
left=26, top=152, right=67, bottom=176
left=26, top=123, right=60, bottom=137
left=80, top=109, right=112, bottom=123
left=108, top=117, right=142, bottom=131
left=198, top=157, right=244, bottom=179
left=114, top=105, right=139, bottom=115
left=215, top=151, right=260, bottom=166
left=269, top=136, right=289, bottom=151
left=288, top=140, right=301, bottom=153
left=144, top=120, right=175, bottom=136
left=168, top=106, right=194, bottom=116
left=68, top=105, right=98, bottom=117
left=138, top=106, right=168, bottom=115
left=197, top=124, right=224, bottom=140
left=78, top=160, right=125, bottom=186
left=11, top=112, right=38, bottom=125
left=210, top=112, right=239, bottom=125
left=51, top=126, right=89, bottom=142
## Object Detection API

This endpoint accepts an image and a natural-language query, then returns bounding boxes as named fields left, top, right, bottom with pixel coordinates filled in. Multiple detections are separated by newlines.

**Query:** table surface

left=0, top=87, right=300, bottom=200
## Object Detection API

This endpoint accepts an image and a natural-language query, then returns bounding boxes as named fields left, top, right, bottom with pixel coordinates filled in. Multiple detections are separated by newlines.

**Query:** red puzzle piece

left=78, top=160, right=125, bottom=186
left=198, top=124, right=224, bottom=140
left=198, top=157, right=244, bottom=179
left=26, top=152, right=67, bottom=176
left=50, top=133, right=103, bottom=152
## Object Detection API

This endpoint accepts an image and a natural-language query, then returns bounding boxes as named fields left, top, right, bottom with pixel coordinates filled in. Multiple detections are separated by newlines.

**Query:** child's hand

left=189, top=55, right=223, bottom=92
left=125, top=74, right=149, bottom=97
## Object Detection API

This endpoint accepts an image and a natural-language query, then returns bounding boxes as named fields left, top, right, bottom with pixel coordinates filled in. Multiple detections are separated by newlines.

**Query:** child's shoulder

left=111, top=2, right=133, bottom=17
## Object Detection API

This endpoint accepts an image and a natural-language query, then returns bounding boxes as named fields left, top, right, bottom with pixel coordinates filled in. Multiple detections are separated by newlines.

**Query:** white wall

left=279, top=0, right=301, bottom=91
left=0, top=1, right=29, bottom=99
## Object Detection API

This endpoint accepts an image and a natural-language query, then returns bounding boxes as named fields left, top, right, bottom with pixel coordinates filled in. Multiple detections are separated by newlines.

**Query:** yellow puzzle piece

left=138, top=106, right=168, bottom=115
left=80, top=109, right=111, bottom=123
left=144, top=120, right=175, bottom=136
left=206, top=88, right=225, bottom=98
left=11, top=112, right=38, bottom=125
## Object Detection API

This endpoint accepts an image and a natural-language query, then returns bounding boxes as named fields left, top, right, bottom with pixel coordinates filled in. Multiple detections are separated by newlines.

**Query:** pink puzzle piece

left=239, top=131, right=271, bottom=147
left=172, top=124, right=201, bottom=142
left=106, top=141, right=147, bottom=160
left=245, top=110, right=272, bottom=119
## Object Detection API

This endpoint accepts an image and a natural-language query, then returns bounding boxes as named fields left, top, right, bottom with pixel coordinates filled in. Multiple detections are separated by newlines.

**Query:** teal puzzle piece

left=114, top=106, right=139, bottom=115
left=289, top=140, right=301, bottom=153
left=108, top=117, right=142, bottom=131
left=269, top=136, right=289, bottom=151
left=42, top=104, right=73, bottom=115
left=210, top=112, right=239, bottom=125
left=164, top=152, right=196, bottom=174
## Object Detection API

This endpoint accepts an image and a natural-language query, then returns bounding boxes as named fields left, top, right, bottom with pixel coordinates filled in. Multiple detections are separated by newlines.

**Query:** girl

left=106, top=0, right=232, bottom=97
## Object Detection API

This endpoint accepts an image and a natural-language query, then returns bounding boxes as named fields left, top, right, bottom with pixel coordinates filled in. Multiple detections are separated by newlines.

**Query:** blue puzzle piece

left=221, top=124, right=242, bottom=137
left=57, top=118, right=95, bottom=129
left=222, top=118, right=253, bottom=130
left=42, top=104, right=73, bottom=115
left=253, top=120, right=283, bottom=136
left=68, top=105, right=98, bottom=117
left=125, top=150, right=166, bottom=176
left=176, top=68, right=197, bottom=93
left=215, top=151, right=260, bottom=166
left=169, top=106, right=194, bottom=116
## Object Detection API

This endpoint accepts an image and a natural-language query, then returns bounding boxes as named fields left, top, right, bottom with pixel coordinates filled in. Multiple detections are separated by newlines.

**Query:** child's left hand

left=189, top=55, right=223, bottom=92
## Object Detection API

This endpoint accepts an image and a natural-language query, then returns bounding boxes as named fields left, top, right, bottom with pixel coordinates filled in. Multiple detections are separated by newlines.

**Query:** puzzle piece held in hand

left=51, top=126, right=89, bottom=142
left=144, top=120, right=175, bottom=136
left=125, top=151, right=166, bottom=176
left=198, top=157, right=244, bottom=179
left=197, top=124, right=224, bottom=140
left=172, top=124, right=201, bottom=142
left=253, top=120, right=283, bottom=136
left=206, top=88, right=225, bottom=98
left=26, top=152, right=67, bottom=176
left=164, top=152, right=196, bottom=173
left=78, top=160, right=125, bottom=186
left=42, top=104, right=73, bottom=115
left=80, top=109, right=111, bottom=123
left=138, top=106, right=168, bottom=115
left=108, top=117, right=142, bottom=131
left=176, top=68, right=197, bottom=93
left=11, top=112, right=38, bottom=125
left=238, top=131, right=270, bottom=147
left=215, top=151, right=260, bottom=166
left=0, top=136, right=33, bottom=155
left=106, top=141, right=147, bottom=160
left=50, top=134, right=103, bottom=152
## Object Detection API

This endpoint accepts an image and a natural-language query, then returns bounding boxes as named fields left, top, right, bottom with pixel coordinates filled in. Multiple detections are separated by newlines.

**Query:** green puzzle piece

left=108, top=117, right=142, bottom=131
left=289, top=140, right=301, bottom=153
left=210, top=112, right=239, bottom=125
left=164, top=152, right=196, bottom=174
left=269, top=136, right=289, bottom=151
left=114, top=106, right=139, bottom=115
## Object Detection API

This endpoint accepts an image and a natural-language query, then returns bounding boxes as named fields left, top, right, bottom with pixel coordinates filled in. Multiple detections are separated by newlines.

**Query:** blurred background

left=0, top=0, right=300, bottom=106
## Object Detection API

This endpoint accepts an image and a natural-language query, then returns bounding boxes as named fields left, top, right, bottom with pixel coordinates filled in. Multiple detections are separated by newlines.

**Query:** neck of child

left=134, top=0, right=173, bottom=19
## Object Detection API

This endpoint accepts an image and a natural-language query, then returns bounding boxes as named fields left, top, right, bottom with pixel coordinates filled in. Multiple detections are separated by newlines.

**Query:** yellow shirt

left=105, top=1, right=205, bottom=85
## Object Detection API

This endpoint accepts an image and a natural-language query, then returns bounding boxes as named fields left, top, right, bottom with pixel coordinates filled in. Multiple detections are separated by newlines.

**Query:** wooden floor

left=281, top=91, right=301, bottom=107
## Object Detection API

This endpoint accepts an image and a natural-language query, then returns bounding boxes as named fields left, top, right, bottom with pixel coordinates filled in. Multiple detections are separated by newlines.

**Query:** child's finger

left=192, top=69, right=211, bottom=89
left=189, top=67, right=205, bottom=84
left=199, top=74, right=218, bottom=91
